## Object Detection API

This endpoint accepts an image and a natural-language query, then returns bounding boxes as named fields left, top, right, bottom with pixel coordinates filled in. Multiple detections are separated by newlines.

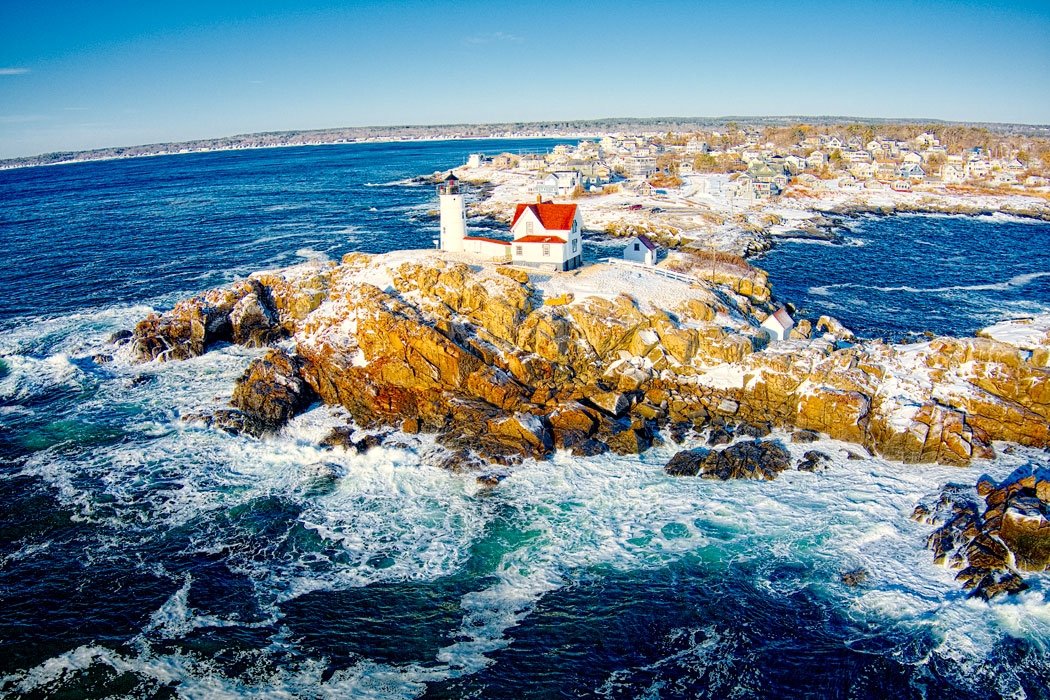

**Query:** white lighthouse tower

left=437, top=172, right=466, bottom=252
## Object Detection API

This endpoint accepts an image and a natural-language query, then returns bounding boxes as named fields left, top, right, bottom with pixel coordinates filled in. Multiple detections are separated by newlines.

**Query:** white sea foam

left=6, top=304, right=1050, bottom=695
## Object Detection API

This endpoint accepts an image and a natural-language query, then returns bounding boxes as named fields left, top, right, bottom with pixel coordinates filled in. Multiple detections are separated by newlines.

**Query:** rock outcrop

left=231, top=349, right=317, bottom=430
left=132, top=251, right=1050, bottom=467
left=912, top=465, right=1050, bottom=599
left=664, top=440, right=792, bottom=480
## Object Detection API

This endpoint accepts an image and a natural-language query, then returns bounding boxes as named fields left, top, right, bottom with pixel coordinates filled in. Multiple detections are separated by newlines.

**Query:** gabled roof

left=511, top=202, right=578, bottom=231
left=632, top=234, right=657, bottom=251
left=515, top=235, right=567, bottom=244
left=762, top=307, right=794, bottom=330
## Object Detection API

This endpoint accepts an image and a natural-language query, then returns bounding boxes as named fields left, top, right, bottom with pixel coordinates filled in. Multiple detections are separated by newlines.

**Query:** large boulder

left=231, top=349, right=317, bottom=431
left=665, top=440, right=791, bottom=480
left=230, top=291, right=283, bottom=347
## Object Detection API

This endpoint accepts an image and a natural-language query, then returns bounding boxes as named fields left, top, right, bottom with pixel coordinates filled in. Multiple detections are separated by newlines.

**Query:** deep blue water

left=0, top=142, right=1048, bottom=700
left=756, top=214, right=1050, bottom=342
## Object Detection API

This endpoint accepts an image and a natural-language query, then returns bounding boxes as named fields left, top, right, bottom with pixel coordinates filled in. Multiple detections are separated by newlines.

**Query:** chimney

left=536, top=194, right=542, bottom=203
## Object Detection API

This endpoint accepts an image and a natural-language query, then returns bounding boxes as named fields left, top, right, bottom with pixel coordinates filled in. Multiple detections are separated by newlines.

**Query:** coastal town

left=454, top=124, right=1050, bottom=258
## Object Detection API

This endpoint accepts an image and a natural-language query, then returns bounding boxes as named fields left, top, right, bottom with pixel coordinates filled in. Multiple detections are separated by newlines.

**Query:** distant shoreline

left=4, top=115, right=1049, bottom=171
left=0, top=133, right=594, bottom=172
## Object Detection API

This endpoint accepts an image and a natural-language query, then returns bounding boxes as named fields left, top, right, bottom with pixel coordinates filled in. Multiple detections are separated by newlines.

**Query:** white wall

left=464, top=237, right=512, bottom=260
left=623, top=238, right=655, bottom=265
left=439, top=193, right=466, bottom=252
left=513, top=240, right=568, bottom=266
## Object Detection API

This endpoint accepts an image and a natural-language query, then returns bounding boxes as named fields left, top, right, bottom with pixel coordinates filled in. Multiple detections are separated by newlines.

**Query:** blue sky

left=2, top=0, right=1048, bottom=158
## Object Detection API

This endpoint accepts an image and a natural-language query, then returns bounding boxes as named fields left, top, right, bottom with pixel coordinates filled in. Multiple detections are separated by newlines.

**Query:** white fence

left=601, top=258, right=695, bottom=283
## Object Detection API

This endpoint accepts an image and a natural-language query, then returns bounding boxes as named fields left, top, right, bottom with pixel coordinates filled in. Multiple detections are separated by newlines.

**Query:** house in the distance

left=623, top=234, right=657, bottom=266
left=761, top=307, right=795, bottom=341
left=534, top=171, right=580, bottom=197
left=510, top=200, right=584, bottom=271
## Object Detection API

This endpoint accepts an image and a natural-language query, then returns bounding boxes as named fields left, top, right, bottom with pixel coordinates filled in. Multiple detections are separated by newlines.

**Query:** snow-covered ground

left=454, top=165, right=1050, bottom=258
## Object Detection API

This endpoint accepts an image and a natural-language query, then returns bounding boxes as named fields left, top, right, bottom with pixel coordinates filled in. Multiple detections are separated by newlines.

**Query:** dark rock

left=182, top=409, right=267, bottom=438
left=841, top=568, right=868, bottom=586
left=668, top=422, right=691, bottom=444
left=737, top=421, right=771, bottom=438
left=845, top=451, right=864, bottom=460
left=665, top=449, right=708, bottom=477
left=970, top=570, right=1029, bottom=601
left=319, top=427, right=352, bottom=450
left=231, top=349, right=317, bottom=430
left=791, top=430, right=820, bottom=443
left=916, top=465, right=1050, bottom=599
left=92, top=354, right=113, bottom=364
left=129, top=374, right=152, bottom=387
left=108, top=329, right=134, bottom=345
left=699, top=440, right=792, bottom=481
left=554, top=428, right=589, bottom=451
left=797, top=450, right=831, bottom=472
left=402, top=417, right=420, bottom=434
left=571, top=439, right=609, bottom=457
left=476, top=473, right=505, bottom=486
left=707, top=426, right=733, bottom=446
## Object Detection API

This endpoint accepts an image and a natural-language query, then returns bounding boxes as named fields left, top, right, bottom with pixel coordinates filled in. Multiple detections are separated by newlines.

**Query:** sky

left=1, top=0, right=1049, bottom=158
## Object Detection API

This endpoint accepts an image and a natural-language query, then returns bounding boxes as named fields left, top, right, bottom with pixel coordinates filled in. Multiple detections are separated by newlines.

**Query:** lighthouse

left=437, top=172, right=466, bottom=252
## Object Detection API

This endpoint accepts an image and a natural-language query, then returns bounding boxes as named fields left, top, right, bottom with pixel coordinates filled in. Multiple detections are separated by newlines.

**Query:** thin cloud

left=464, top=31, right=523, bottom=45
left=0, top=68, right=30, bottom=75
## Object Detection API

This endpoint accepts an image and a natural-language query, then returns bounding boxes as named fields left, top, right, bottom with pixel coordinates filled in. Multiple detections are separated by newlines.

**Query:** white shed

left=623, top=235, right=657, bottom=266
left=761, top=307, right=795, bottom=341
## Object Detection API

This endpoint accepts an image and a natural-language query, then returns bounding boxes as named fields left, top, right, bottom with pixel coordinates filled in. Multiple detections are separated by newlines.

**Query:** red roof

left=769, top=308, right=793, bottom=329
left=510, top=202, right=578, bottom=232
left=514, top=235, right=567, bottom=244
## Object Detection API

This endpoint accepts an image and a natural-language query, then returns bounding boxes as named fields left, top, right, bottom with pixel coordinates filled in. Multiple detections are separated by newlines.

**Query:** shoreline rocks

left=132, top=252, right=1049, bottom=470
left=913, top=465, right=1050, bottom=600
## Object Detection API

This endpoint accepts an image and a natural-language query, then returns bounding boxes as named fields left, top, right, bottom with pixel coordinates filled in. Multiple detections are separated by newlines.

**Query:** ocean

left=1, top=141, right=1048, bottom=699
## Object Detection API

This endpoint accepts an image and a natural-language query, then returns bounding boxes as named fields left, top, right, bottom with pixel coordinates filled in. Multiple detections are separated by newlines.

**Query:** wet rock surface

left=232, top=349, right=318, bottom=430
left=913, top=465, right=1050, bottom=600
left=182, top=409, right=268, bottom=438
left=664, top=440, right=792, bottom=480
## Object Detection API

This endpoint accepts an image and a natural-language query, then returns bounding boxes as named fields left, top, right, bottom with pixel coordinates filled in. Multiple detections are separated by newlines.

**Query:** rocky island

left=121, top=247, right=1050, bottom=596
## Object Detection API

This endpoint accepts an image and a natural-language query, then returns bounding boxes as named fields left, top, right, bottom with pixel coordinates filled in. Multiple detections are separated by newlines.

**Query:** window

left=572, top=221, right=577, bottom=233
left=634, top=243, right=640, bottom=251
left=515, top=245, right=523, bottom=257
left=542, top=244, right=550, bottom=257
left=572, top=239, right=578, bottom=252
left=526, top=221, right=533, bottom=235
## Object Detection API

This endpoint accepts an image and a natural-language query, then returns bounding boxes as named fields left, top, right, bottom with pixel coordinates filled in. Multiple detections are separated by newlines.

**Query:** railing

left=601, top=258, right=695, bottom=283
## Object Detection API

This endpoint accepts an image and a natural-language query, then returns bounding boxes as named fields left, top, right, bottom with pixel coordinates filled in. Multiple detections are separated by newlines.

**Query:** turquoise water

left=1, top=142, right=1048, bottom=699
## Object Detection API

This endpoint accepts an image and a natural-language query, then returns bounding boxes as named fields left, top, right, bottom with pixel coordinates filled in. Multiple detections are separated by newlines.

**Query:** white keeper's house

left=509, top=200, right=583, bottom=271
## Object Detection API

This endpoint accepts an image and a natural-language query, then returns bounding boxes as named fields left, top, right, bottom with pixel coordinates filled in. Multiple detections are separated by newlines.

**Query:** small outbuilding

left=761, top=307, right=795, bottom=341
left=623, top=235, right=657, bottom=266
